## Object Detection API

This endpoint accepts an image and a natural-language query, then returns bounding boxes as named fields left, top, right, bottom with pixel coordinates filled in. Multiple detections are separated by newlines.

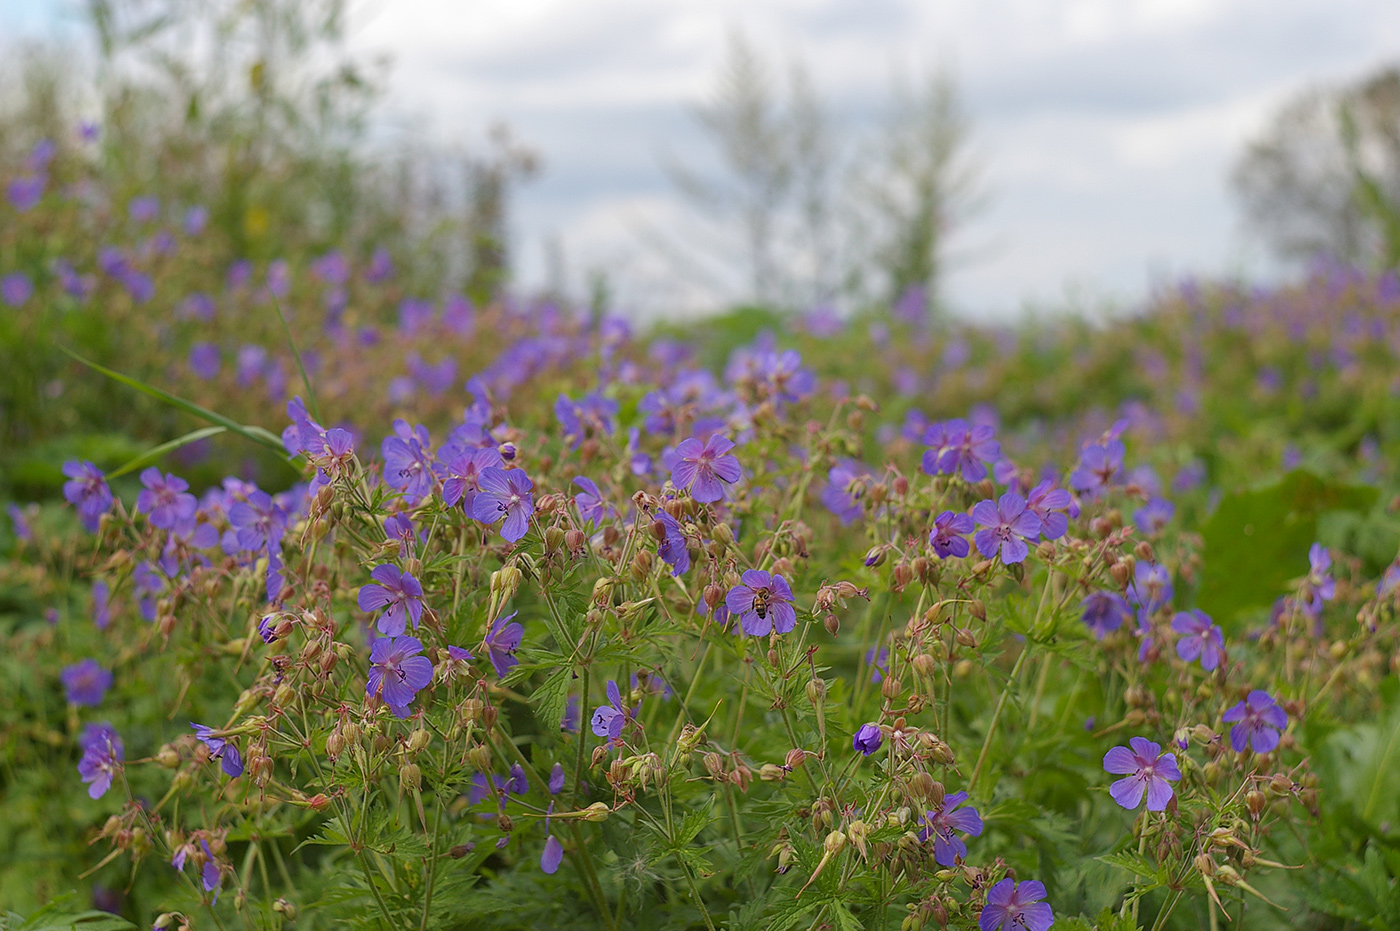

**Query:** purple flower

left=725, top=569, right=797, bottom=636
left=671, top=435, right=742, bottom=504
left=971, top=493, right=1041, bottom=564
left=7, top=174, right=44, bottom=211
left=484, top=612, right=524, bottom=678
left=365, top=247, right=394, bottom=283
left=135, top=468, right=197, bottom=531
left=1222, top=690, right=1287, bottom=754
left=1081, top=591, right=1131, bottom=639
left=1306, top=542, right=1335, bottom=617
left=383, top=512, right=418, bottom=559
left=228, top=490, right=287, bottom=553
left=549, top=762, right=566, bottom=795
left=655, top=510, right=691, bottom=576
left=554, top=392, right=618, bottom=447
left=919, top=792, right=984, bottom=866
left=128, top=195, right=160, bottom=223
left=191, top=723, right=243, bottom=777
left=590, top=679, right=631, bottom=741
left=77, top=723, right=123, bottom=799
left=541, top=834, right=564, bottom=874
left=1134, top=498, right=1175, bottom=535
left=7, top=503, right=32, bottom=542
left=819, top=460, right=868, bottom=525
left=929, top=510, right=974, bottom=559
left=184, top=206, right=209, bottom=236
left=1127, top=561, right=1173, bottom=614
left=573, top=477, right=609, bottom=526
left=1026, top=480, right=1073, bottom=540
left=1171, top=609, right=1225, bottom=671
left=853, top=723, right=882, bottom=756
left=922, top=418, right=1000, bottom=482
left=1103, top=736, right=1180, bottom=811
left=1, top=272, right=33, bottom=307
left=979, top=879, right=1054, bottom=931
left=562, top=695, right=580, bottom=733
left=472, top=467, right=535, bottom=542
left=200, top=840, right=221, bottom=898
left=367, top=635, right=435, bottom=717
left=188, top=343, right=221, bottom=380
left=358, top=564, right=424, bottom=636
left=436, top=445, right=502, bottom=513
left=1070, top=439, right=1125, bottom=497
left=61, top=659, right=112, bottom=707
left=92, top=580, right=111, bottom=630
left=62, top=461, right=112, bottom=532
left=382, top=421, right=434, bottom=499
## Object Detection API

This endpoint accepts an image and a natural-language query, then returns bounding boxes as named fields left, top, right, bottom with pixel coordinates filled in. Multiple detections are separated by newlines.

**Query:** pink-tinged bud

left=582, top=801, right=610, bottom=821
left=785, top=749, right=807, bottom=770
left=824, top=613, right=840, bottom=636
left=307, top=794, right=331, bottom=812
left=564, top=528, right=587, bottom=553
left=893, top=475, right=909, bottom=496
left=969, top=600, right=986, bottom=621
left=703, top=752, right=725, bottom=780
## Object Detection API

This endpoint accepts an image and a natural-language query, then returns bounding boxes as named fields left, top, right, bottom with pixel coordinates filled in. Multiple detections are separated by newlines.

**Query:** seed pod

left=881, top=676, right=902, bottom=700
left=767, top=648, right=780, bottom=667
left=759, top=763, right=785, bottom=781
left=824, top=613, right=840, bottom=636
left=467, top=744, right=493, bottom=771
left=450, top=843, right=475, bottom=858
left=156, top=744, right=181, bottom=769
left=703, top=752, right=725, bottom=780
left=893, top=475, right=909, bottom=496
left=407, top=729, right=431, bottom=753
left=807, top=678, right=827, bottom=704
left=824, top=830, right=848, bottom=855
left=1246, top=790, right=1266, bottom=818
left=582, top=801, right=610, bottom=821
left=969, top=600, right=987, bottom=621
left=1135, top=541, right=1155, bottom=562
left=785, top=749, right=807, bottom=770
left=496, top=812, right=513, bottom=833
left=913, top=653, right=937, bottom=677
left=544, top=526, right=565, bottom=552
left=955, top=628, right=977, bottom=648
left=273, top=683, right=296, bottom=708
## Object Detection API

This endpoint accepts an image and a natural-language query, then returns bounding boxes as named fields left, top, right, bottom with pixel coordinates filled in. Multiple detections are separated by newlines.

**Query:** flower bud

left=968, top=600, right=986, bottom=621
left=712, top=522, right=734, bottom=545
left=881, top=676, right=903, bottom=700
left=582, top=801, right=610, bottom=821
left=1246, top=790, right=1266, bottom=818
left=759, top=763, right=786, bottom=781
left=703, top=752, right=725, bottom=780
left=272, top=899, right=296, bottom=919
left=893, top=475, right=909, bottom=496
left=823, top=613, right=840, bottom=636
left=913, top=653, right=937, bottom=677
left=273, top=683, right=296, bottom=708
left=408, top=729, right=431, bottom=754
left=468, top=744, right=493, bottom=771
left=157, top=744, right=181, bottom=769
left=807, top=678, right=827, bottom=704
left=491, top=566, right=523, bottom=600
left=864, top=546, right=886, bottom=568
left=785, top=749, right=807, bottom=770
left=1135, top=541, right=1155, bottom=562
left=824, top=830, right=848, bottom=856
left=630, top=549, right=653, bottom=581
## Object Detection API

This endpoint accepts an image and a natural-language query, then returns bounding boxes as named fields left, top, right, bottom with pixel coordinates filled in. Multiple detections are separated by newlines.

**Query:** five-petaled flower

left=61, top=659, right=112, bottom=707
left=979, top=878, right=1054, bottom=931
left=62, top=460, right=113, bottom=532
left=367, top=635, right=435, bottom=718
left=136, top=467, right=197, bottom=531
left=919, top=792, right=984, bottom=866
left=1171, top=609, right=1225, bottom=671
left=191, top=723, right=244, bottom=777
left=1081, top=591, right=1131, bottom=639
left=972, top=493, right=1041, bottom=564
left=1222, top=690, right=1287, bottom=753
left=726, top=569, right=797, bottom=636
left=358, top=564, right=424, bottom=636
left=671, top=435, right=742, bottom=503
left=472, top=466, right=535, bottom=542
left=929, top=510, right=974, bottom=559
left=1103, top=736, right=1180, bottom=811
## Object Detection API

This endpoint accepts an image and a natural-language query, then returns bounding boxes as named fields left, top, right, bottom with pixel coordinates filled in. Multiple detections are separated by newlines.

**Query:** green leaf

left=531, top=666, right=573, bottom=733
left=106, top=426, right=227, bottom=478
left=1198, top=469, right=1376, bottom=625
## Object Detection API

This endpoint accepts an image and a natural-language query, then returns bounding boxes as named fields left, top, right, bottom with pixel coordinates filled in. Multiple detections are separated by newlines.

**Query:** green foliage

left=1198, top=469, right=1375, bottom=625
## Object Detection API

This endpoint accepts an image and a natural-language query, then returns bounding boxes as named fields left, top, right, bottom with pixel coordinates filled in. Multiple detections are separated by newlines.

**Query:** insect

left=752, top=588, right=771, bottom=619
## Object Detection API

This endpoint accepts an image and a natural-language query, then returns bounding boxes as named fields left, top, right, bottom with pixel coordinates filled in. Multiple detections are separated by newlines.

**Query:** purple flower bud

left=853, top=723, right=882, bottom=756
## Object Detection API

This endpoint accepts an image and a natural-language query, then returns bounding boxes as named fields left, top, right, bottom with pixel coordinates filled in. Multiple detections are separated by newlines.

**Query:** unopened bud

left=824, top=830, right=848, bottom=855
left=824, top=613, right=840, bottom=636
left=272, top=899, right=296, bottom=919
left=969, top=600, right=986, bottom=621
left=913, top=653, right=937, bottom=677
left=785, top=749, right=807, bottom=770
left=491, top=566, right=523, bottom=600
left=881, top=676, right=902, bottom=700
left=582, top=801, right=610, bottom=821
left=273, top=683, right=296, bottom=708
left=759, top=763, right=786, bottom=781
left=1135, top=541, right=1155, bottom=562
left=807, top=678, right=827, bottom=704
left=408, top=729, right=431, bottom=753
left=157, top=744, right=181, bottom=769
left=1246, top=790, right=1266, bottom=818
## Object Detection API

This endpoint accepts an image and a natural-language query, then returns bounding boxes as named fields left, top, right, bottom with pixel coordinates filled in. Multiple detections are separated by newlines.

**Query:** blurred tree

left=660, top=30, right=975, bottom=320
left=856, top=69, right=980, bottom=319
left=1234, top=67, right=1400, bottom=269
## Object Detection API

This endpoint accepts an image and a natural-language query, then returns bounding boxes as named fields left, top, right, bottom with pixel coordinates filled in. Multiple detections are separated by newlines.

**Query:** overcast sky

left=7, top=0, right=1400, bottom=321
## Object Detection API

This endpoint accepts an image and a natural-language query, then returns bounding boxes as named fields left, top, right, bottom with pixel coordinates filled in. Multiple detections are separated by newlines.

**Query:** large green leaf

left=1198, top=470, right=1376, bottom=625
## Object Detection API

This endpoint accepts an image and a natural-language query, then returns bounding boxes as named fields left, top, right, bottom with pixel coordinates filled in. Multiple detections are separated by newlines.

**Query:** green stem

left=968, top=646, right=1030, bottom=792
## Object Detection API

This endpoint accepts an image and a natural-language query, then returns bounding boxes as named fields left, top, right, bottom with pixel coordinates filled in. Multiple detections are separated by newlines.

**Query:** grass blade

left=106, top=425, right=227, bottom=478
left=59, top=346, right=290, bottom=456
left=268, top=287, right=323, bottom=425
